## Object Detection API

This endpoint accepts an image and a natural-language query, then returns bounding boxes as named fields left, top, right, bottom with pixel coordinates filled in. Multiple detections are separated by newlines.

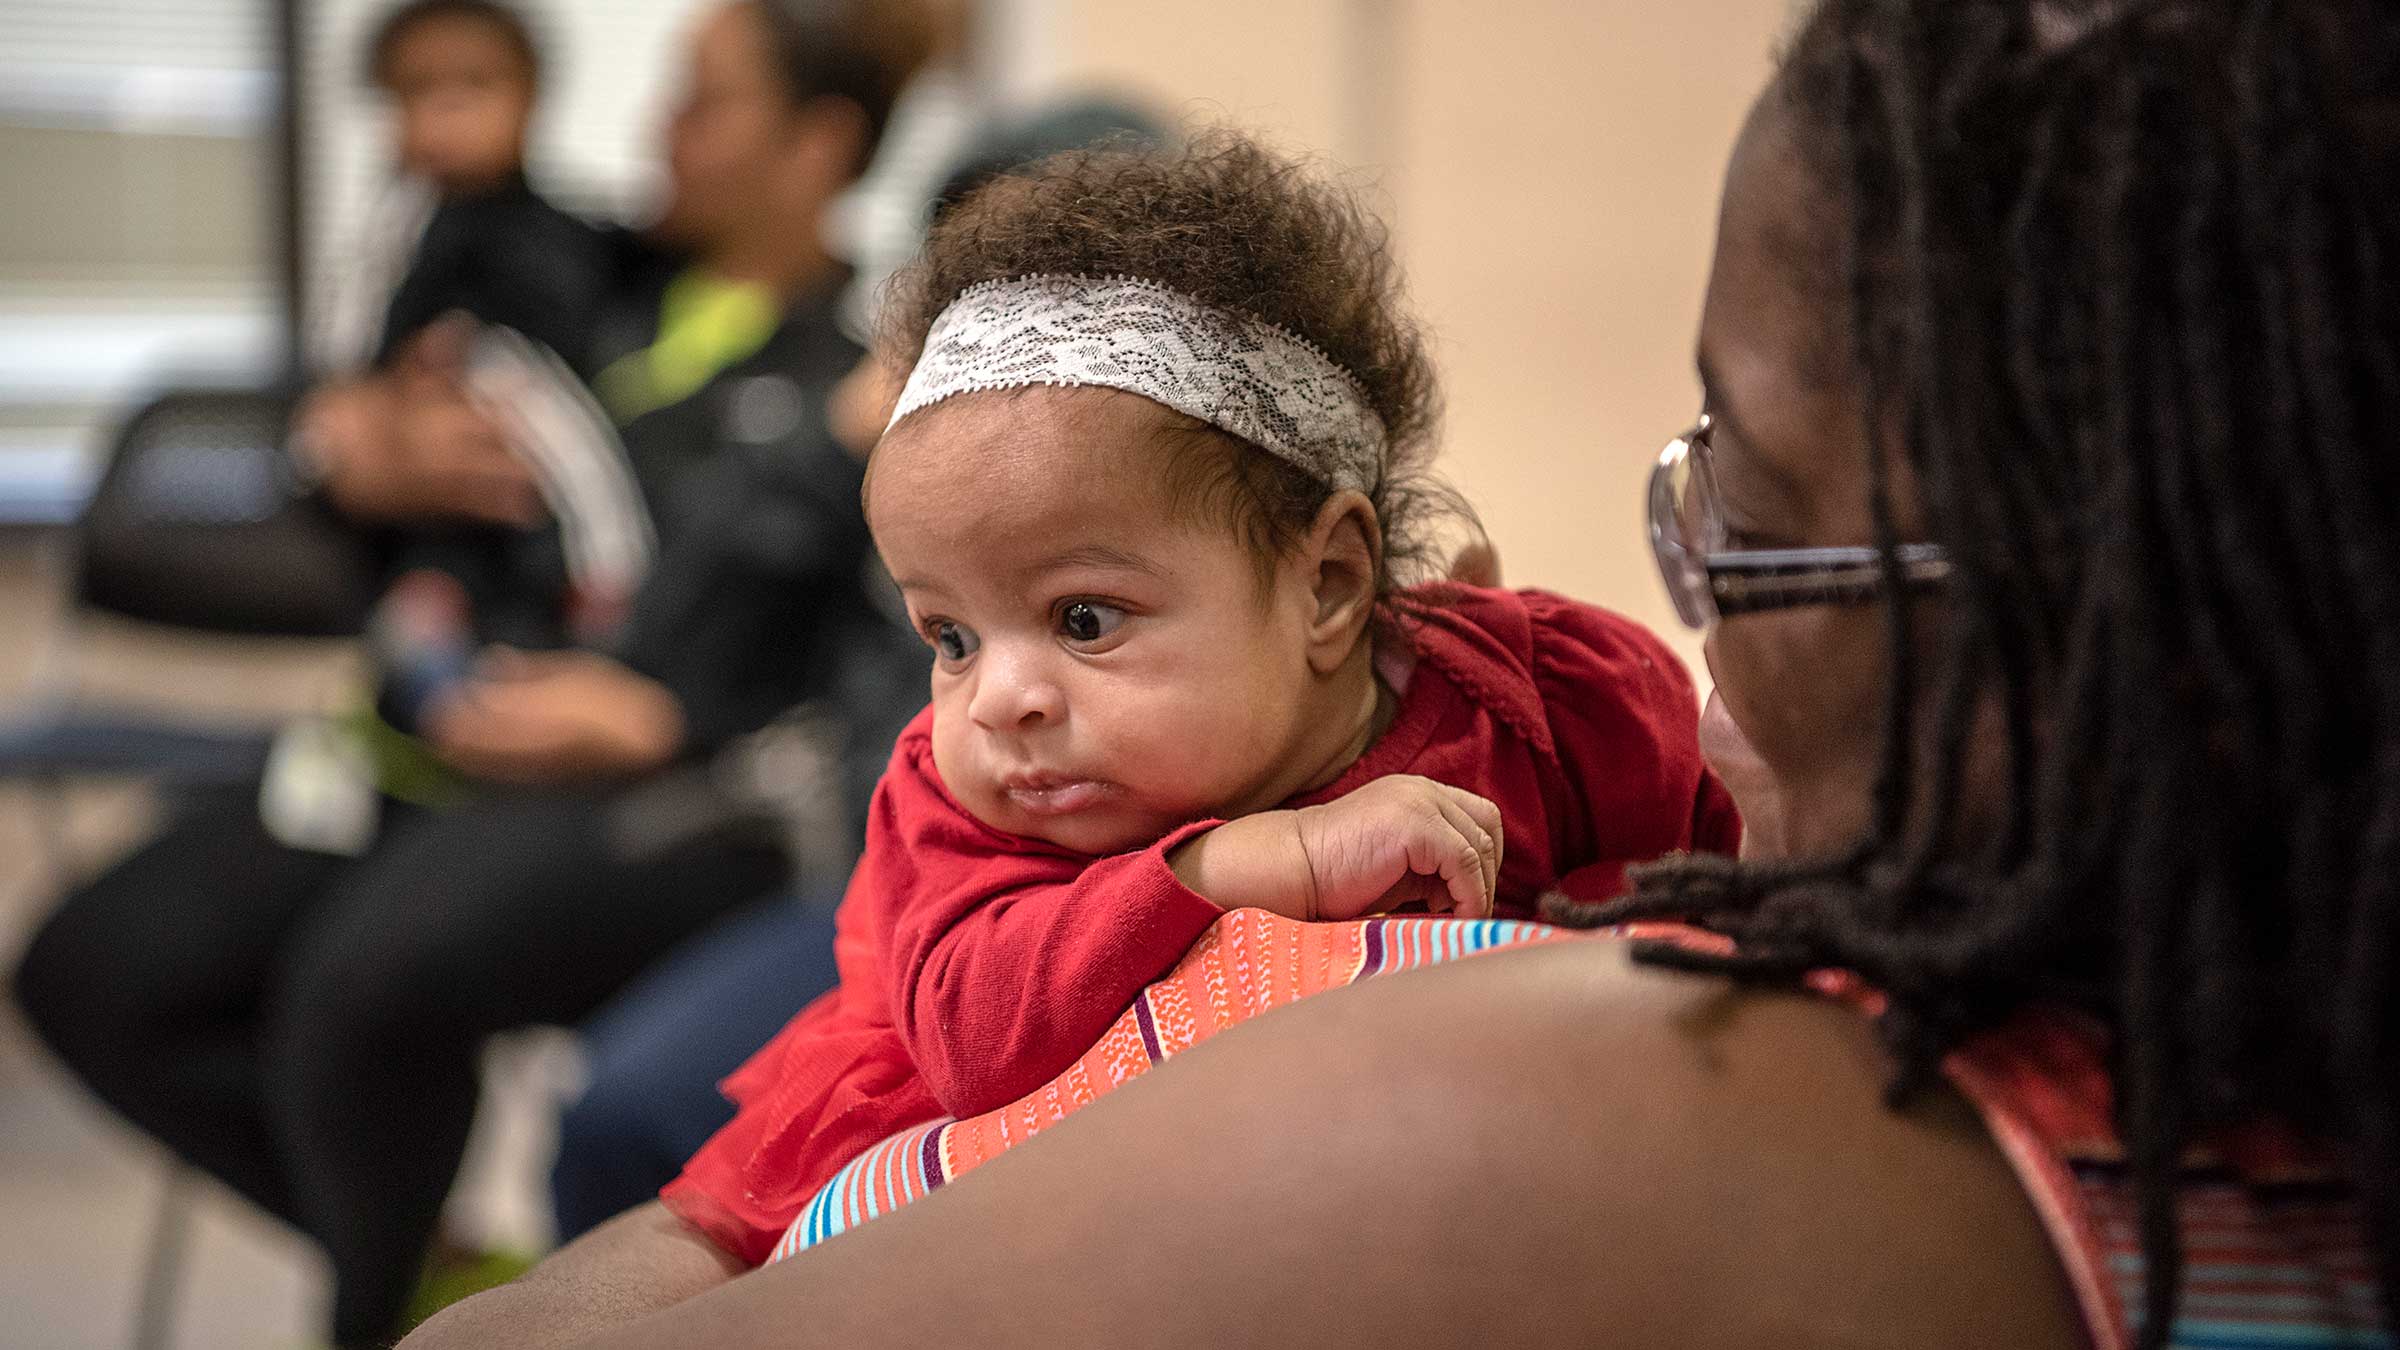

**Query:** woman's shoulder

left=1281, top=938, right=2088, bottom=1349
left=586, top=934, right=2086, bottom=1350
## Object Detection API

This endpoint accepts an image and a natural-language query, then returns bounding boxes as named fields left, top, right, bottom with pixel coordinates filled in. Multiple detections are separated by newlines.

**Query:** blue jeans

left=550, top=896, right=840, bottom=1242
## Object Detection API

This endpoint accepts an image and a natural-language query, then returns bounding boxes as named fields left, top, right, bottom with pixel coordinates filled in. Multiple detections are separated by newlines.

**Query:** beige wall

left=1023, top=0, right=1794, bottom=677
left=0, top=125, right=264, bottom=280
left=1045, top=0, right=1357, bottom=155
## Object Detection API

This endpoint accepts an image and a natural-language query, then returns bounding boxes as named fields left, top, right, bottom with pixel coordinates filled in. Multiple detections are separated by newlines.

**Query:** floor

left=0, top=534, right=565, bottom=1349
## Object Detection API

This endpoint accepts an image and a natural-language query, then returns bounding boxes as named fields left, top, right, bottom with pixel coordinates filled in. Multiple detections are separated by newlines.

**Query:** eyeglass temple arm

left=1706, top=545, right=1954, bottom=618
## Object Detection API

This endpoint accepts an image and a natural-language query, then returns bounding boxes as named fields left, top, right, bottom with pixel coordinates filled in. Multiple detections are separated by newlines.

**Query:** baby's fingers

left=1440, top=785, right=1505, bottom=870
left=1433, top=789, right=1502, bottom=915
left=1404, top=806, right=1494, bottom=919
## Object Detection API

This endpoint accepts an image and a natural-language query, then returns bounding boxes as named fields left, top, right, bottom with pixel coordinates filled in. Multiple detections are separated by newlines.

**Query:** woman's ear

left=1298, top=490, right=1382, bottom=677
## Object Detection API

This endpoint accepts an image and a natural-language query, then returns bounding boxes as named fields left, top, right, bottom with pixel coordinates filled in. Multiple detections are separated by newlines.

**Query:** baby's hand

left=1169, top=775, right=1503, bottom=922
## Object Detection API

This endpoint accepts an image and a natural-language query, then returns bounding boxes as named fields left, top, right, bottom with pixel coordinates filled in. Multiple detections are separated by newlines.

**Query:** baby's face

left=384, top=15, right=532, bottom=195
left=869, top=388, right=1330, bottom=856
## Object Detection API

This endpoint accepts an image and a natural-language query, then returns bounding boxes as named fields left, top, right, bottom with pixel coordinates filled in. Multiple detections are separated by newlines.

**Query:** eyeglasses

left=1649, top=415, right=1954, bottom=631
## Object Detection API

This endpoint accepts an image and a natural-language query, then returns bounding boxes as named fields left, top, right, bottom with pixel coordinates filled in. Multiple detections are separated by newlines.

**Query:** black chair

left=1, top=385, right=378, bottom=823
left=0, top=383, right=379, bottom=1350
left=75, top=385, right=377, bottom=638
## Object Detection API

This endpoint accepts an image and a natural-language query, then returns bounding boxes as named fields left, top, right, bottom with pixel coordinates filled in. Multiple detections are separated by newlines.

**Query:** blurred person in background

left=547, top=98, right=1170, bottom=1245
left=823, top=0, right=982, bottom=342
left=318, top=0, right=608, bottom=374
left=299, top=0, right=617, bottom=757
left=12, top=2, right=933, bottom=1345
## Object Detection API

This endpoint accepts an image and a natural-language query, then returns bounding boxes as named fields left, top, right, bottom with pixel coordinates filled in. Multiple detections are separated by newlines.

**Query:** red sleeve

left=1521, top=591, right=1742, bottom=903
left=872, top=735, right=1227, bottom=1119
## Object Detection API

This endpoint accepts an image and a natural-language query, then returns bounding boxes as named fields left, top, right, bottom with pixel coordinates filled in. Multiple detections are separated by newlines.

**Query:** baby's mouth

left=999, top=775, right=1116, bottom=817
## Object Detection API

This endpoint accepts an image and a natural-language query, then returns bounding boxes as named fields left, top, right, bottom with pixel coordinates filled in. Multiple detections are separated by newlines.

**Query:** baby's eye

left=1057, top=601, right=1126, bottom=645
left=928, top=620, right=979, bottom=664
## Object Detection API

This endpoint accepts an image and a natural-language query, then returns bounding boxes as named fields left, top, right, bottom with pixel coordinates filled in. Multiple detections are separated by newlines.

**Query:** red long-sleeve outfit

left=664, top=586, right=1739, bottom=1263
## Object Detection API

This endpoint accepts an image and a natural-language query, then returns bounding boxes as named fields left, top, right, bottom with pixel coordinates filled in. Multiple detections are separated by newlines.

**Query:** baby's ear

left=1302, top=490, right=1381, bottom=676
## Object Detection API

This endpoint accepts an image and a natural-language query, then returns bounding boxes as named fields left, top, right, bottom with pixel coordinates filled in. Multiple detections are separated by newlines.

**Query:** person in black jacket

left=323, top=0, right=610, bottom=374
left=13, top=4, right=932, bottom=1345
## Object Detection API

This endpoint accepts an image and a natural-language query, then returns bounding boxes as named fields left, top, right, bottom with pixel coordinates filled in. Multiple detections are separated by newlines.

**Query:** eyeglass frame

left=1648, top=414, right=1954, bottom=631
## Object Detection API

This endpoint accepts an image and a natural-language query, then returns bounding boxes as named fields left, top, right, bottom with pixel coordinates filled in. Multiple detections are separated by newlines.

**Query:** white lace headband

left=887, top=274, right=1387, bottom=493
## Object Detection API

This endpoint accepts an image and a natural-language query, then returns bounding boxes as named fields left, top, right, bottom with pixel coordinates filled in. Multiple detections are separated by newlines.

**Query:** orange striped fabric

left=766, top=908, right=1578, bottom=1261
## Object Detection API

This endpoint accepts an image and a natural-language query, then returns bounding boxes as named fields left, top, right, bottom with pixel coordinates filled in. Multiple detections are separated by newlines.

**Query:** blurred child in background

left=321, top=0, right=607, bottom=372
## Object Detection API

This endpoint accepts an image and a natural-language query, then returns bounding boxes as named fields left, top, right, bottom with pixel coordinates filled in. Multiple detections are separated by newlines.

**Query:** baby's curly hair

left=881, top=130, right=1476, bottom=597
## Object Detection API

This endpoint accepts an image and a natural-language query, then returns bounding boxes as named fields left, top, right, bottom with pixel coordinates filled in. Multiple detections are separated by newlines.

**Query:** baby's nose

left=965, top=649, right=1065, bottom=731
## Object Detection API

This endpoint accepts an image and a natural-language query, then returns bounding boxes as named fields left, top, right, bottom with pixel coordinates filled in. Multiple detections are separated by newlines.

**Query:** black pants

left=14, top=783, right=786, bottom=1347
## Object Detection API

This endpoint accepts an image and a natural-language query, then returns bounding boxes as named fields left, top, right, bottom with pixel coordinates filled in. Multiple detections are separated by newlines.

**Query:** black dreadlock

left=1551, top=1, right=2400, bottom=1343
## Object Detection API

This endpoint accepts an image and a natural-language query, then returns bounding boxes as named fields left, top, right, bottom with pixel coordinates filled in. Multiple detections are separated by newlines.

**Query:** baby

left=662, top=133, right=1739, bottom=1264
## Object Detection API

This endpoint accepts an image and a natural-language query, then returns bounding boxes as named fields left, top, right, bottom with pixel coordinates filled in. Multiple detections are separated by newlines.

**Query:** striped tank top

left=1943, top=1014, right=2389, bottom=1349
